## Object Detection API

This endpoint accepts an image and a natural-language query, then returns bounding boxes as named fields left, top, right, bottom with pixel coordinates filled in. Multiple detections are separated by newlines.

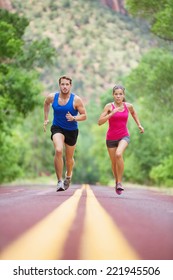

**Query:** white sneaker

left=56, top=180, right=65, bottom=192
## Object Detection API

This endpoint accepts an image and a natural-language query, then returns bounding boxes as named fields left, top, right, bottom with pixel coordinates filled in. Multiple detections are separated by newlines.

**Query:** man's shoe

left=56, top=180, right=65, bottom=192
left=115, top=182, right=124, bottom=195
left=64, top=172, right=72, bottom=190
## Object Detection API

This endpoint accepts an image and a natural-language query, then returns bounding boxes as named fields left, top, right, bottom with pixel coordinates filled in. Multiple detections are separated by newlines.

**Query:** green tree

left=122, top=1, right=173, bottom=187
left=124, top=49, right=173, bottom=185
left=125, top=48, right=173, bottom=114
left=125, top=0, right=173, bottom=41
left=0, top=9, right=56, bottom=183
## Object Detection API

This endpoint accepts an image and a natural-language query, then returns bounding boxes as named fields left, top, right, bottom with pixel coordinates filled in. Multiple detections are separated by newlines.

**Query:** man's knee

left=55, top=147, right=63, bottom=157
left=66, top=157, right=75, bottom=166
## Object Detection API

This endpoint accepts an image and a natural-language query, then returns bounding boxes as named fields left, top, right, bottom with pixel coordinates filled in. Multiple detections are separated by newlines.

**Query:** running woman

left=98, top=85, right=144, bottom=194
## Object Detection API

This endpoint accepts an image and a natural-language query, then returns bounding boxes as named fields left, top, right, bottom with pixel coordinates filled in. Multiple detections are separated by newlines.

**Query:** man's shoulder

left=72, top=92, right=78, bottom=97
left=45, top=92, right=57, bottom=103
left=73, top=94, right=85, bottom=109
left=73, top=93, right=81, bottom=102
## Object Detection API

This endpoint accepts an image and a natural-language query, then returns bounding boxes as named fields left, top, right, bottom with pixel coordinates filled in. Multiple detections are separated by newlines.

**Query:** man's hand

left=66, top=111, right=74, bottom=121
left=43, top=120, right=49, bottom=132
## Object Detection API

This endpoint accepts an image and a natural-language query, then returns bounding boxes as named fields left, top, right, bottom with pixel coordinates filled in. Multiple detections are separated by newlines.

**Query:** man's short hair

left=59, top=76, right=72, bottom=84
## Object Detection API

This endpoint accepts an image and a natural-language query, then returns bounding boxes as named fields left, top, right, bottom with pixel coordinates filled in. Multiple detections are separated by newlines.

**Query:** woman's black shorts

left=51, top=125, right=79, bottom=146
left=106, top=136, right=130, bottom=148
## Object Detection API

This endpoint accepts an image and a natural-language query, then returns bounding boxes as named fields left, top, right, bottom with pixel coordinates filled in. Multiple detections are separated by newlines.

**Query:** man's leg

left=65, top=143, right=76, bottom=177
left=52, top=133, right=65, bottom=182
left=63, top=144, right=76, bottom=189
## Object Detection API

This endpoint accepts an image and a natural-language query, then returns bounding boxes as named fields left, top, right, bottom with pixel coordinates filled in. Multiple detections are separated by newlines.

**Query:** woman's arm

left=98, top=103, right=117, bottom=126
left=127, top=103, right=144, bottom=133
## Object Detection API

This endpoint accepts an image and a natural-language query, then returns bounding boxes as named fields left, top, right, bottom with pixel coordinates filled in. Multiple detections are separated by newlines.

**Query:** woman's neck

left=114, top=101, right=123, bottom=107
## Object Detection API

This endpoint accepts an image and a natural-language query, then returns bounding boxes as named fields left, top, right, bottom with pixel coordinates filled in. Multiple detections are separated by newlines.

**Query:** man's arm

left=75, top=96, right=87, bottom=121
left=66, top=95, right=87, bottom=122
left=43, top=93, right=54, bottom=132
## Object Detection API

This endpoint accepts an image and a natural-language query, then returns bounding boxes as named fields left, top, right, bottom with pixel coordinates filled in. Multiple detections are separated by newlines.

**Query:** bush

left=150, top=155, right=173, bottom=187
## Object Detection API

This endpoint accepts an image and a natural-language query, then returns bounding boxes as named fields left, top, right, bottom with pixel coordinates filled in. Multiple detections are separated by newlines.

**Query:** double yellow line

left=80, top=185, right=138, bottom=259
left=0, top=185, right=139, bottom=260
left=0, top=187, right=83, bottom=260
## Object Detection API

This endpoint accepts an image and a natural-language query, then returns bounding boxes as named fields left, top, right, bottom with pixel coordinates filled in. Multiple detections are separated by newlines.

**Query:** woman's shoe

left=115, top=182, right=124, bottom=195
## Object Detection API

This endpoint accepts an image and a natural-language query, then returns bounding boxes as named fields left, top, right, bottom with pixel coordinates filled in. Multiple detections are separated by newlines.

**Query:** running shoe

left=56, top=180, right=65, bottom=192
left=115, top=182, right=124, bottom=195
left=63, top=172, right=72, bottom=190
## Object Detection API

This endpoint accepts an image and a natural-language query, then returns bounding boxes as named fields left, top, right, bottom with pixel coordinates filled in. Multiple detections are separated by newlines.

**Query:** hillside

left=0, top=0, right=11, bottom=9
left=101, top=0, right=127, bottom=14
left=7, top=0, right=160, bottom=102
left=1, top=0, right=127, bottom=13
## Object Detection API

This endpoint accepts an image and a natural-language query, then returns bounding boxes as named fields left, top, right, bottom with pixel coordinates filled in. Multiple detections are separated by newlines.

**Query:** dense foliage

left=125, top=0, right=173, bottom=41
left=0, top=0, right=172, bottom=188
left=0, top=9, right=55, bottom=182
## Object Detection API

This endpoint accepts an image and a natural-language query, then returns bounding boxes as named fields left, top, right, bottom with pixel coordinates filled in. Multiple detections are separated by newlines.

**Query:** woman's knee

left=115, top=150, right=122, bottom=159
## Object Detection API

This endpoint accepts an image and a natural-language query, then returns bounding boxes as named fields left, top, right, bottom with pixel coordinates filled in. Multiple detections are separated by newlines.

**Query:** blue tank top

left=52, top=93, right=78, bottom=130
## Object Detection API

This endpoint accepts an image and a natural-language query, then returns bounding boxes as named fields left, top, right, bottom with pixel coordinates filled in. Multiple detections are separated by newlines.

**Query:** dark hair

left=59, top=76, right=72, bottom=84
left=113, top=85, right=125, bottom=92
left=113, top=84, right=126, bottom=102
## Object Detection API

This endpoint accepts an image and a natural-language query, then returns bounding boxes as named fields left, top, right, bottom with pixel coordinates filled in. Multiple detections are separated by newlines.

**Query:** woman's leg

left=107, top=140, right=128, bottom=185
left=115, top=139, right=128, bottom=184
left=107, top=147, right=118, bottom=183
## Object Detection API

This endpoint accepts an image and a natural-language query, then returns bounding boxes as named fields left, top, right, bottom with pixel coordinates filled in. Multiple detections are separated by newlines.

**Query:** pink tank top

left=106, top=102, right=129, bottom=140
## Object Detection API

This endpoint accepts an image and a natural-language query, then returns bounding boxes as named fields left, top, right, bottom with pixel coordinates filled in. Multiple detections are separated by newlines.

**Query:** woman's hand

left=138, top=125, right=144, bottom=133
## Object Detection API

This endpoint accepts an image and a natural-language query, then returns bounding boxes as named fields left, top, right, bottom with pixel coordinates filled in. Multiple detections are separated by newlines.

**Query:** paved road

left=0, top=184, right=172, bottom=260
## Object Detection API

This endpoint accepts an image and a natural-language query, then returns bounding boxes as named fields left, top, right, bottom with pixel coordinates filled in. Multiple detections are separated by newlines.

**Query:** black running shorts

left=51, top=125, right=79, bottom=146
left=106, top=136, right=130, bottom=148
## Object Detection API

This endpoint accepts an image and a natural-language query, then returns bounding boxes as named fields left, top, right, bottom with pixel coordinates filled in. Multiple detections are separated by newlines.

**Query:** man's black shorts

left=51, top=125, right=79, bottom=146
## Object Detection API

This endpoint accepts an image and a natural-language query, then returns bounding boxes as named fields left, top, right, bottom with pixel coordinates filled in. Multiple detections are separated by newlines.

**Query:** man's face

left=59, top=78, right=71, bottom=95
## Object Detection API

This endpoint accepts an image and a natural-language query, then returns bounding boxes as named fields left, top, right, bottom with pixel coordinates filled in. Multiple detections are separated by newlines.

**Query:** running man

left=44, top=75, right=87, bottom=191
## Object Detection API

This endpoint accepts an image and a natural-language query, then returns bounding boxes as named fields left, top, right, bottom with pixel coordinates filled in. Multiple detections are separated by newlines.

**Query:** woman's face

left=113, top=89, right=124, bottom=104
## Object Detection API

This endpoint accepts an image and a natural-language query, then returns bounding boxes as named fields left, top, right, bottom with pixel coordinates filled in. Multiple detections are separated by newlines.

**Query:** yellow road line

left=0, top=187, right=84, bottom=260
left=80, top=184, right=139, bottom=260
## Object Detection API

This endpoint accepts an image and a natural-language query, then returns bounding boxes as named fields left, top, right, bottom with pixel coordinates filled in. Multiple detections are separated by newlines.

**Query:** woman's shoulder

left=102, top=102, right=113, bottom=113
left=105, top=102, right=113, bottom=108
left=124, top=102, right=134, bottom=113
left=124, top=102, right=133, bottom=109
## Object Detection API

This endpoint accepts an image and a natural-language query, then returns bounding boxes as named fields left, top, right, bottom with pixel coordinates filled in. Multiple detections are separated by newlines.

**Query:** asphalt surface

left=0, top=183, right=173, bottom=260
